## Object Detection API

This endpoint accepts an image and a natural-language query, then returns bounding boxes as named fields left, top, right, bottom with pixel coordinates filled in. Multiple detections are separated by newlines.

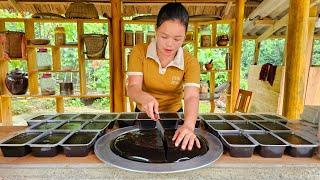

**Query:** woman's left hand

left=172, top=124, right=201, bottom=151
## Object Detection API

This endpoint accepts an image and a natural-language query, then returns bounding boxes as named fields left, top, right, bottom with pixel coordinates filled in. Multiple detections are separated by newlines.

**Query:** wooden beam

left=77, top=22, right=86, bottom=95
left=282, top=0, right=310, bottom=120
left=256, top=14, right=288, bottom=42
left=7, top=0, right=23, bottom=14
left=222, top=1, right=232, bottom=19
left=310, top=0, right=320, bottom=7
left=248, top=0, right=285, bottom=20
left=254, top=19, right=275, bottom=26
left=269, top=0, right=290, bottom=19
left=231, top=0, right=245, bottom=112
left=253, top=40, right=260, bottom=65
left=303, top=7, right=318, bottom=104
left=111, top=0, right=125, bottom=112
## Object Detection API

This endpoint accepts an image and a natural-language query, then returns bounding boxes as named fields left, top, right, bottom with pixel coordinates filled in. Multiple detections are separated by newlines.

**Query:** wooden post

left=253, top=40, right=260, bottom=65
left=25, top=20, right=39, bottom=95
left=231, top=0, right=245, bottom=112
left=0, top=20, right=9, bottom=124
left=111, top=0, right=125, bottom=112
left=56, top=97, right=64, bottom=113
left=108, top=18, right=115, bottom=112
left=303, top=7, right=317, bottom=103
left=282, top=0, right=310, bottom=120
left=209, top=71, right=215, bottom=112
left=0, top=97, right=12, bottom=126
left=77, top=22, right=86, bottom=95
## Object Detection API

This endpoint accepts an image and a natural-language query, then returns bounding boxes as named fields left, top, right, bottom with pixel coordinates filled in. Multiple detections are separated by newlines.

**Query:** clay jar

left=5, top=68, right=28, bottom=95
left=60, top=82, right=73, bottom=95
left=135, top=31, right=144, bottom=45
left=217, top=35, right=229, bottom=46
left=124, top=30, right=134, bottom=46
left=201, top=35, right=211, bottom=47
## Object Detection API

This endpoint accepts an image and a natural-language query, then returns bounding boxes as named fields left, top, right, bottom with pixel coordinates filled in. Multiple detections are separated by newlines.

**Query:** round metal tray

left=94, top=126, right=223, bottom=173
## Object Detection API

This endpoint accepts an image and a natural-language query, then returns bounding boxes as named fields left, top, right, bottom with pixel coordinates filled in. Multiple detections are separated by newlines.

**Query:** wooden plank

left=248, top=0, right=284, bottom=20
left=7, top=0, right=23, bottom=15
left=25, top=20, right=39, bottom=95
left=253, top=40, right=260, bottom=65
left=77, top=22, right=86, bottom=95
left=303, top=7, right=318, bottom=105
left=0, top=97, right=12, bottom=126
left=56, top=97, right=64, bottom=113
left=51, top=47, right=61, bottom=71
left=305, top=67, right=320, bottom=105
left=209, top=72, right=215, bottom=112
left=221, top=0, right=232, bottom=19
left=231, top=0, right=245, bottom=112
left=256, top=14, right=288, bottom=42
left=111, top=0, right=125, bottom=112
left=283, top=0, right=310, bottom=120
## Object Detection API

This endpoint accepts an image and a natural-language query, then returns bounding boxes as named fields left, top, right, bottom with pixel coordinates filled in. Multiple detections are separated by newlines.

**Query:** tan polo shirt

left=127, top=40, right=200, bottom=112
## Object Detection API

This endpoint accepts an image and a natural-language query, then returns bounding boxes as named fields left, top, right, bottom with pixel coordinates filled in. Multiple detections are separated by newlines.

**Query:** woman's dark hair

left=156, top=3, right=189, bottom=31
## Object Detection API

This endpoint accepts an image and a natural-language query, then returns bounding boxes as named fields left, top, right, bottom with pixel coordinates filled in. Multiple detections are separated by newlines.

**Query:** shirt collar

left=146, top=39, right=184, bottom=71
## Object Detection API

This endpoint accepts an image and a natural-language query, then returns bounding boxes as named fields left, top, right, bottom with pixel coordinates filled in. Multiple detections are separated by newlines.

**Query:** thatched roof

left=0, top=0, right=319, bottom=39
left=0, top=0, right=261, bottom=18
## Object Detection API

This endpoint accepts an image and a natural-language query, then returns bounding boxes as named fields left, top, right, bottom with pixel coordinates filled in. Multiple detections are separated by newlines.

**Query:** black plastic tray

left=249, top=132, right=288, bottom=158
left=27, top=114, right=55, bottom=126
left=71, top=114, right=97, bottom=121
left=221, top=114, right=246, bottom=121
left=94, top=113, right=119, bottom=121
left=61, top=131, right=99, bottom=157
left=179, top=119, right=201, bottom=128
left=255, top=121, right=291, bottom=132
left=55, top=121, right=86, bottom=131
left=274, top=132, right=318, bottom=157
left=179, top=113, right=202, bottom=121
left=29, top=121, right=63, bottom=131
left=30, top=131, right=71, bottom=157
left=239, top=114, right=265, bottom=121
left=203, top=121, right=239, bottom=137
left=50, top=114, right=77, bottom=121
left=231, top=121, right=265, bottom=133
left=220, top=133, right=258, bottom=157
left=159, top=112, right=179, bottom=119
left=0, top=132, right=42, bottom=157
left=259, top=114, right=288, bottom=125
left=200, top=114, right=223, bottom=121
left=81, top=121, right=110, bottom=132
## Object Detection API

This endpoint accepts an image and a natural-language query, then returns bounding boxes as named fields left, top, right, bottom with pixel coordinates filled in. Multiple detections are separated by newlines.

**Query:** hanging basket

left=65, top=2, right=99, bottom=19
left=82, top=34, right=108, bottom=59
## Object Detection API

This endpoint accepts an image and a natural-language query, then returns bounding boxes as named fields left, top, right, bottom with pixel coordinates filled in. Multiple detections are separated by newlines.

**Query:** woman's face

left=156, top=20, right=186, bottom=58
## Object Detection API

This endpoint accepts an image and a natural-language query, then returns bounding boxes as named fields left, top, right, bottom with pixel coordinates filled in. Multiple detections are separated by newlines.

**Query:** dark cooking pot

left=5, top=68, right=28, bottom=95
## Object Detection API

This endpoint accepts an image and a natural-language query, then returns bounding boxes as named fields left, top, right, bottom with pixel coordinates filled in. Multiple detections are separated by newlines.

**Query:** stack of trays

left=0, top=113, right=119, bottom=157
left=200, top=113, right=318, bottom=158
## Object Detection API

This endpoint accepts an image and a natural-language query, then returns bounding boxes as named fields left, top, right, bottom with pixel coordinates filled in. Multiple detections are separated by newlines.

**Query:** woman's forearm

left=183, top=95, right=199, bottom=129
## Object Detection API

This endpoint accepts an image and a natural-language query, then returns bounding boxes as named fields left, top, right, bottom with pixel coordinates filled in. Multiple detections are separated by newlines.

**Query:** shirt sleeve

left=127, top=45, right=144, bottom=76
left=183, top=56, right=200, bottom=88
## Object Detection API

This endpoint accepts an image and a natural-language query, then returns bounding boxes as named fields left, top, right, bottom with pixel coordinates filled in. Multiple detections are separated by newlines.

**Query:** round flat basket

left=29, top=39, right=50, bottom=45
left=94, top=126, right=223, bottom=173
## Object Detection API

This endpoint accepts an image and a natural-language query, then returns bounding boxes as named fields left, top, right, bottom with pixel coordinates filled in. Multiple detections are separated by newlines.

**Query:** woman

left=127, top=3, right=200, bottom=151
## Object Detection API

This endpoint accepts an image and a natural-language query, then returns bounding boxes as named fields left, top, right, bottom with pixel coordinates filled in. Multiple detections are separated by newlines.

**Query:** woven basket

left=82, top=34, right=108, bottom=59
left=65, top=2, right=99, bottom=19
left=0, top=31, right=26, bottom=59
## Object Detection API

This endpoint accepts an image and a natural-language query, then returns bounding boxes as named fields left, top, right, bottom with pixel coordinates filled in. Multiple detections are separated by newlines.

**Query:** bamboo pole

left=231, top=0, right=245, bottom=112
left=111, top=0, right=125, bottom=112
left=282, top=0, right=310, bottom=120
left=303, top=7, right=317, bottom=104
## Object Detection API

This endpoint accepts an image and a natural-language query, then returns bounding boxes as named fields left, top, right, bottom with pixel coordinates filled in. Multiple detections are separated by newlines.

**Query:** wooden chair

left=234, top=89, right=253, bottom=113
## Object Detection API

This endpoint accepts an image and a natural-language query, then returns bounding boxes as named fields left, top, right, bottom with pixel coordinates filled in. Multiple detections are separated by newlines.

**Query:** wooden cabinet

left=0, top=18, right=111, bottom=125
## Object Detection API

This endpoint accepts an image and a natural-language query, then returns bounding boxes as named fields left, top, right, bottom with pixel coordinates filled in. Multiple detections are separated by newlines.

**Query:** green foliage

left=12, top=99, right=55, bottom=115
left=92, top=98, right=110, bottom=110
left=65, top=99, right=84, bottom=107
left=312, top=40, right=320, bottom=65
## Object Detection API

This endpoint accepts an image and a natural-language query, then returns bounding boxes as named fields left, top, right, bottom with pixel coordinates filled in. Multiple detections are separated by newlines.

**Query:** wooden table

left=0, top=126, right=319, bottom=179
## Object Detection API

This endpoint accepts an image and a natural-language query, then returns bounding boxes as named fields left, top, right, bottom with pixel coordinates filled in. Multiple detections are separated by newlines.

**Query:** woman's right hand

left=140, top=94, right=159, bottom=120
